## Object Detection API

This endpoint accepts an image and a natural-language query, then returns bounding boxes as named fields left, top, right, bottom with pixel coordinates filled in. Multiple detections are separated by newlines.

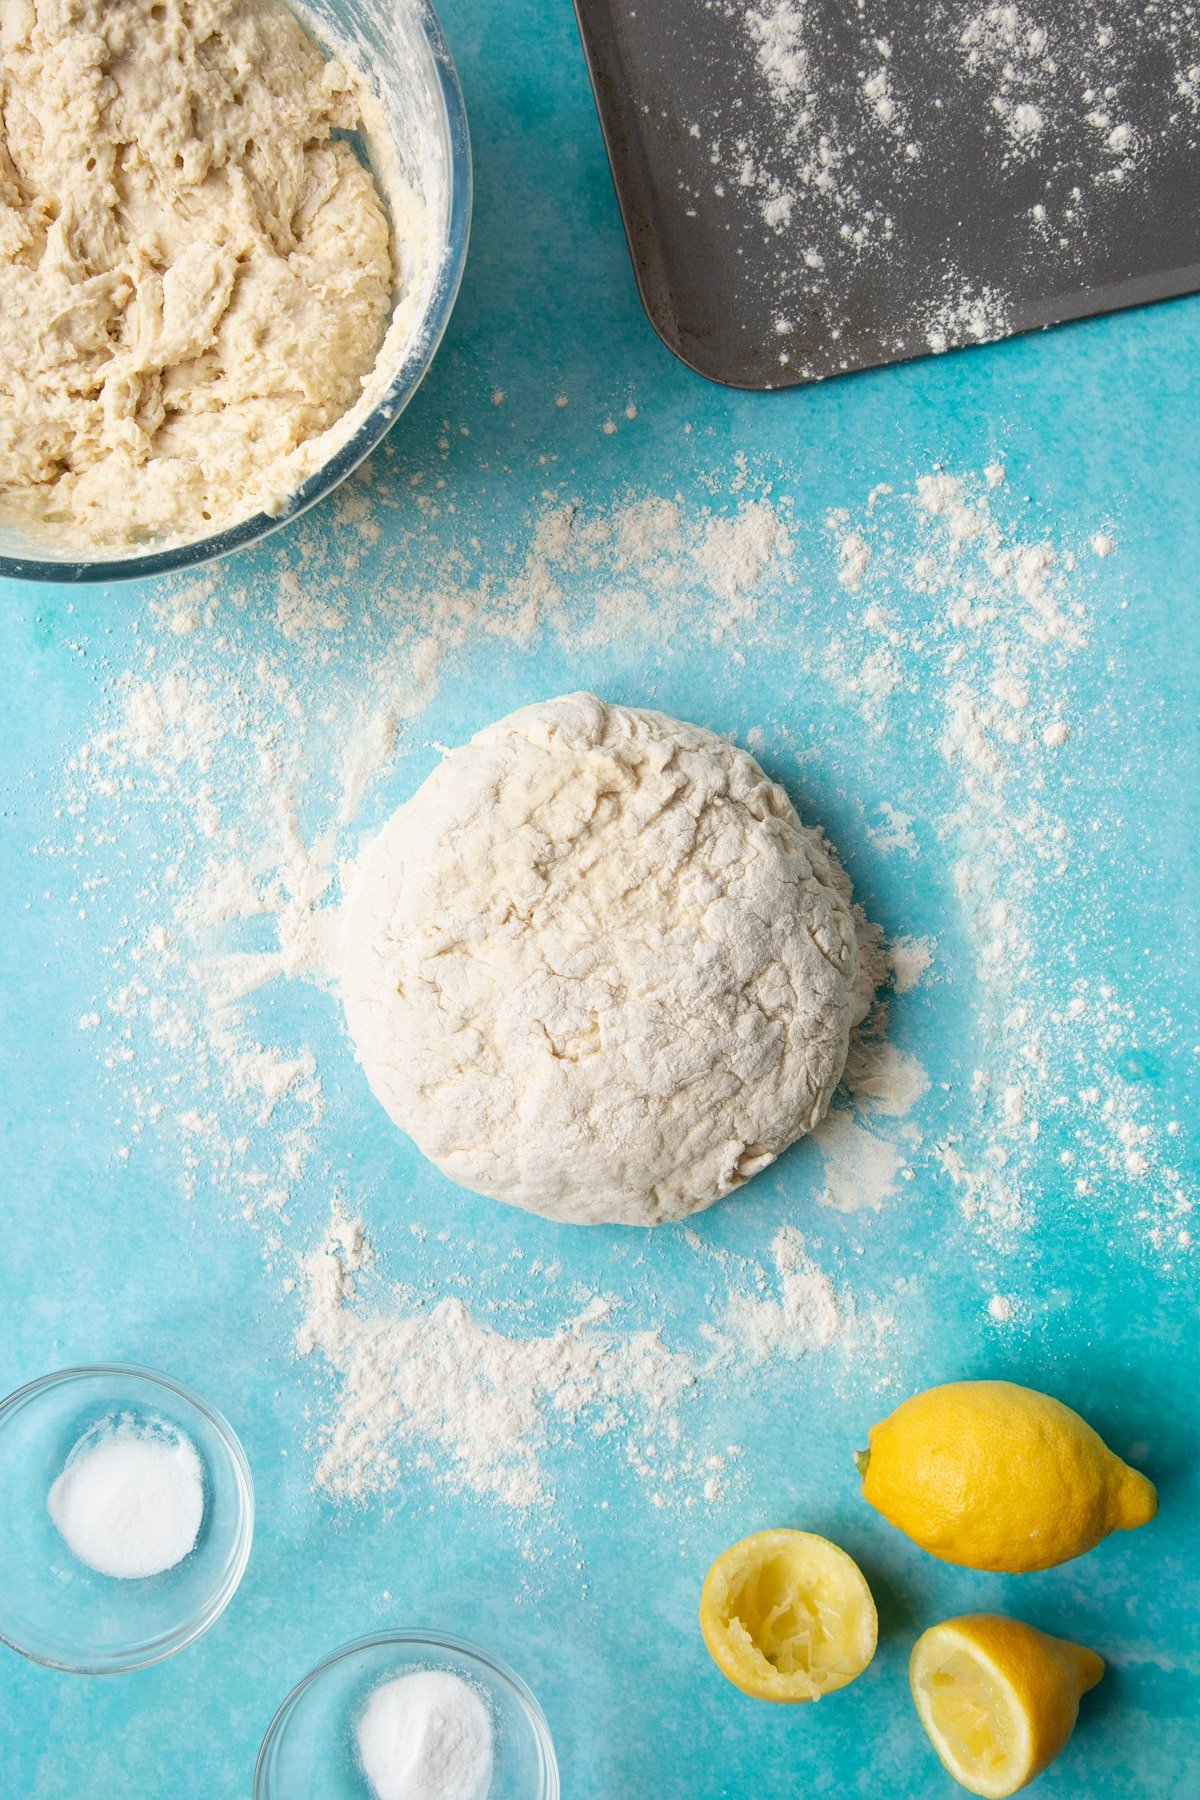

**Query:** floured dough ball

left=342, top=695, right=880, bottom=1226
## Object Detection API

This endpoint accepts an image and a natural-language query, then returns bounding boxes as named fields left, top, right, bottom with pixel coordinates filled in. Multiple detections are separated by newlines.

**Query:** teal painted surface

left=0, top=1, right=1197, bottom=1795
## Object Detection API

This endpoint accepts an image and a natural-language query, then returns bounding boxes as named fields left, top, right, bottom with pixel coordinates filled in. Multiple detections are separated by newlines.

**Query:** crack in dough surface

left=342, top=694, right=881, bottom=1226
left=0, top=0, right=394, bottom=549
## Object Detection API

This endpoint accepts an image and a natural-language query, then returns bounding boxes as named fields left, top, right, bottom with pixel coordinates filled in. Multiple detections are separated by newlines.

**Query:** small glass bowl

left=0, top=0, right=471, bottom=584
left=0, top=1364, right=254, bottom=1674
left=255, top=1630, right=560, bottom=1800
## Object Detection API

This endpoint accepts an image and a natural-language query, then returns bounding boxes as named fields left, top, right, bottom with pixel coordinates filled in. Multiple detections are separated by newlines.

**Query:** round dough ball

left=342, top=694, right=878, bottom=1226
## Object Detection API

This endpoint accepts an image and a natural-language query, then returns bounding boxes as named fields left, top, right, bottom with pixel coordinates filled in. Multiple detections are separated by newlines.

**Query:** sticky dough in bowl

left=0, top=0, right=471, bottom=583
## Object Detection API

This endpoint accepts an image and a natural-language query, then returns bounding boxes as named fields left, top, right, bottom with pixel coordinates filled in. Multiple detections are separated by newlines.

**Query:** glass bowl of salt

left=255, top=1629, right=559, bottom=1800
left=0, top=1363, right=253, bottom=1673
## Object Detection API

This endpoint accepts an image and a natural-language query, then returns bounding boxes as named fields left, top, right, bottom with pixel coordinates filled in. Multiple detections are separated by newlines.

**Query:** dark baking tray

left=574, top=0, right=1200, bottom=388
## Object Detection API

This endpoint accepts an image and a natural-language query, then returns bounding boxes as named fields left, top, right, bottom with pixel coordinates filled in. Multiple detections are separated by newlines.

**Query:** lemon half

left=910, top=1614, right=1104, bottom=1797
left=699, top=1528, right=878, bottom=1702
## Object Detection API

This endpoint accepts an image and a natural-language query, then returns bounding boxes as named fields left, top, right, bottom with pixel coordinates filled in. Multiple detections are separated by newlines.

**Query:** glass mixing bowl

left=0, top=0, right=471, bottom=585
left=255, top=1630, right=560, bottom=1800
left=0, top=1364, right=254, bottom=1673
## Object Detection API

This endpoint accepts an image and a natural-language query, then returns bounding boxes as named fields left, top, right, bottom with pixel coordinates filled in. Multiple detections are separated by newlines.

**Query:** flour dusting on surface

left=636, top=1, right=1200, bottom=384
left=297, top=1202, right=702, bottom=1511
left=50, top=435, right=1194, bottom=1536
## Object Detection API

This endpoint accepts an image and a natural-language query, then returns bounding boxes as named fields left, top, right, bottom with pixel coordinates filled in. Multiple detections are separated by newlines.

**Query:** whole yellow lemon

left=857, top=1379, right=1157, bottom=1572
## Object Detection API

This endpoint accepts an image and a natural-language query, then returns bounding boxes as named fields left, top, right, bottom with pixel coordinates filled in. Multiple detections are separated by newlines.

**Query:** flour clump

left=342, top=694, right=880, bottom=1226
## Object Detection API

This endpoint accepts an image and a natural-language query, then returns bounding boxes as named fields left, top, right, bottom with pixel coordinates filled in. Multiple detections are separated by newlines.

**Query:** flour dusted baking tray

left=574, top=0, right=1200, bottom=388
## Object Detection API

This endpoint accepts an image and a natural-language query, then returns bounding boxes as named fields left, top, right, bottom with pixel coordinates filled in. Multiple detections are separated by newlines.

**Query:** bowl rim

left=0, top=0, right=473, bottom=587
left=0, top=1361, right=255, bottom=1674
left=254, top=1627, right=561, bottom=1800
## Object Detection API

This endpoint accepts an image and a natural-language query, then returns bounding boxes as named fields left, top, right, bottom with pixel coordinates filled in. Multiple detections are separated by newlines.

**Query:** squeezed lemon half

left=910, top=1614, right=1104, bottom=1797
left=699, top=1528, right=878, bottom=1702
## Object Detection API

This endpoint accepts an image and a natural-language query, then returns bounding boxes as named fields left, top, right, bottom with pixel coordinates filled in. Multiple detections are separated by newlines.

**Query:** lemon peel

left=699, top=1527, right=877, bottom=1702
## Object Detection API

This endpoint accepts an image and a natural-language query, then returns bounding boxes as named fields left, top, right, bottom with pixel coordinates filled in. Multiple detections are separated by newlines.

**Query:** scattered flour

left=813, top=1110, right=907, bottom=1214
left=867, top=802, right=918, bottom=858
left=888, top=936, right=936, bottom=994
left=959, top=4, right=1054, bottom=156
left=675, top=1, right=1200, bottom=380
left=827, top=464, right=1191, bottom=1253
left=53, top=444, right=1192, bottom=1533
left=923, top=283, right=1013, bottom=356
left=297, top=1202, right=700, bottom=1510
left=837, top=531, right=872, bottom=592
left=295, top=1197, right=889, bottom=1513
left=844, top=1040, right=931, bottom=1119
left=745, top=3, right=807, bottom=97
left=724, top=1225, right=845, bottom=1359
left=718, top=1222, right=898, bottom=1366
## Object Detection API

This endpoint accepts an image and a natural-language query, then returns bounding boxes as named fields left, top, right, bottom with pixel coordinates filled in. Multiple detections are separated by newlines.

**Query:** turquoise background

left=1, top=0, right=1197, bottom=1795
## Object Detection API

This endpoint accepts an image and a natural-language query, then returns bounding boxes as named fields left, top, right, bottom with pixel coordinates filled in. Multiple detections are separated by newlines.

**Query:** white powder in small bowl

left=357, top=1670, right=494, bottom=1800
left=47, top=1416, right=204, bottom=1580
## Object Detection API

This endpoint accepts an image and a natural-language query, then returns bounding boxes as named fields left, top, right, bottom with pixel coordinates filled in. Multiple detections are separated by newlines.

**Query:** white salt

left=357, top=1671, right=494, bottom=1800
left=48, top=1417, right=204, bottom=1579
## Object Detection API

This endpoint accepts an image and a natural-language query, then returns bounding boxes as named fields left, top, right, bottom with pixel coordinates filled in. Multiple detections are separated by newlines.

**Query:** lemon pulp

left=915, top=1646, right=1023, bottom=1790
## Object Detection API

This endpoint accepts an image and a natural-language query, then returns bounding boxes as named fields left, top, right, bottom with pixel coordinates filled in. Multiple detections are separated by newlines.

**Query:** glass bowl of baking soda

left=0, top=1364, right=254, bottom=1673
left=255, top=1630, right=559, bottom=1800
